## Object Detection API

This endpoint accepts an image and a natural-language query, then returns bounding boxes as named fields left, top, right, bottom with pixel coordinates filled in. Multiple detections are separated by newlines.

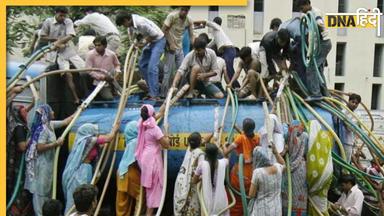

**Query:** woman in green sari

left=307, top=120, right=333, bottom=216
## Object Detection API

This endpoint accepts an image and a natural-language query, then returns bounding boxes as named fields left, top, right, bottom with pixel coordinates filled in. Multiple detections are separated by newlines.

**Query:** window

left=371, top=84, right=382, bottom=110
left=209, top=6, right=219, bottom=11
left=337, top=0, right=348, bottom=35
left=208, top=6, right=219, bottom=21
left=254, top=0, right=263, bottom=12
left=335, top=43, right=346, bottom=76
left=381, top=16, right=384, bottom=38
left=253, top=0, right=264, bottom=34
left=373, top=44, right=383, bottom=77
left=378, top=0, right=383, bottom=36
left=334, top=83, right=345, bottom=91
left=377, top=1, right=384, bottom=38
left=292, top=0, right=301, bottom=18
left=292, top=0, right=300, bottom=12
left=338, top=0, right=347, bottom=12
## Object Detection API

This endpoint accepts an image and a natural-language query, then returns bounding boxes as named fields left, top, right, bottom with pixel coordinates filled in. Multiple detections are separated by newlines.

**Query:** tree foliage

left=6, top=6, right=170, bottom=55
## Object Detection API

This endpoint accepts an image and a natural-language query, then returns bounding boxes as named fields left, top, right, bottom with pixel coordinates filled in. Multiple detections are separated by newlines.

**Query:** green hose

left=291, top=71, right=310, bottom=96
left=225, top=88, right=251, bottom=215
left=318, top=101, right=384, bottom=161
left=6, top=154, right=25, bottom=211
left=292, top=94, right=309, bottom=123
left=284, top=88, right=381, bottom=214
left=300, top=12, right=324, bottom=84
left=290, top=74, right=382, bottom=201
left=288, top=88, right=380, bottom=200
left=292, top=69, right=383, bottom=160
left=293, top=92, right=348, bottom=160
left=289, top=91, right=379, bottom=212
left=332, top=152, right=384, bottom=182
left=238, top=154, right=248, bottom=216
left=225, top=164, right=242, bottom=197
left=300, top=12, right=321, bottom=61
left=291, top=65, right=384, bottom=162
left=300, top=12, right=320, bottom=67
left=285, top=89, right=307, bottom=126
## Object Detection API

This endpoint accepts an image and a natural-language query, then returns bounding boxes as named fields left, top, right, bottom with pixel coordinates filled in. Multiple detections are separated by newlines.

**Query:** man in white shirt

left=340, top=94, right=361, bottom=163
left=330, top=175, right=364, bottom=216
left=77, top=29, right=96, bottom=60
left=297, top=0, right=332, bottom=98
left=116, top=12, right=165, bottom=100
left=74, top=7, right=120, bottom=52
left=194, top=17, right=239, bottom=88
left=68, top=184, right=98, bottom=216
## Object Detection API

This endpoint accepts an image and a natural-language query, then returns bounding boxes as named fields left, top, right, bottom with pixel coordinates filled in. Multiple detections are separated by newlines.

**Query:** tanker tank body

left=68, top=98, right=335, bottom=214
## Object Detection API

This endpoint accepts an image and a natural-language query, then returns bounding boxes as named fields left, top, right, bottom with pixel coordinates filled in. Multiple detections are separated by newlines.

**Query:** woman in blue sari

left=116, top=120, right=139, bottom=216
left=62, top=123, right=119, bottom=214
left=24, top=104, right=73, bottom=216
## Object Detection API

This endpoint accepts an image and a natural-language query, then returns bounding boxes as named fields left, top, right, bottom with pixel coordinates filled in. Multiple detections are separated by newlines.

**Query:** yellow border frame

left=2, top=0, right=247, bottom=213
left=6, top=0, right=247, bottom=6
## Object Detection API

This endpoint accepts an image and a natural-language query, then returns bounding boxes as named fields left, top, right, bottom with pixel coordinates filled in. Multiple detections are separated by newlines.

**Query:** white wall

left=189, top=0, right=384, bottom=109
left=331, top=0, right=384, bottom=110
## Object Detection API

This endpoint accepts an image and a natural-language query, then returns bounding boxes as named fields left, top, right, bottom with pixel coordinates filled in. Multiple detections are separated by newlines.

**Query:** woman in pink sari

left=135, top=104, right=170, bottom=216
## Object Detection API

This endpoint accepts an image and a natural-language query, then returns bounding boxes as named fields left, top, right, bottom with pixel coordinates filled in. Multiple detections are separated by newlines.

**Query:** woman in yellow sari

left=307, top=120, right=333, bottom=216
left=116, top=121, right=140, bottom=216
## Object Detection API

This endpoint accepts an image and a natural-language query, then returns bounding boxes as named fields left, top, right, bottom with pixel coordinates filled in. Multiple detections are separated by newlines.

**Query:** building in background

left=189, top=0, right=384, bottom=110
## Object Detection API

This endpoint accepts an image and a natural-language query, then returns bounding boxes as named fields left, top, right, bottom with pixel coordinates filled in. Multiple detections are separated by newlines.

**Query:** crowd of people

left=7, top=88, right=377, bottom=216
left=21, top=0, right=331, bottom=103
left=6, top=0, right=384, bottom=216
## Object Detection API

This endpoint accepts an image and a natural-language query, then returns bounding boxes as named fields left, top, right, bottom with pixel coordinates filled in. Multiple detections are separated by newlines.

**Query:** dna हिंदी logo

left=325, top=8, right=383, bottom=37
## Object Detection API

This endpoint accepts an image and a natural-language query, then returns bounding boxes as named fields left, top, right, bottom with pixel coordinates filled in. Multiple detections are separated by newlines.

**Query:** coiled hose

left=300, top=11, right=323, bottom=84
